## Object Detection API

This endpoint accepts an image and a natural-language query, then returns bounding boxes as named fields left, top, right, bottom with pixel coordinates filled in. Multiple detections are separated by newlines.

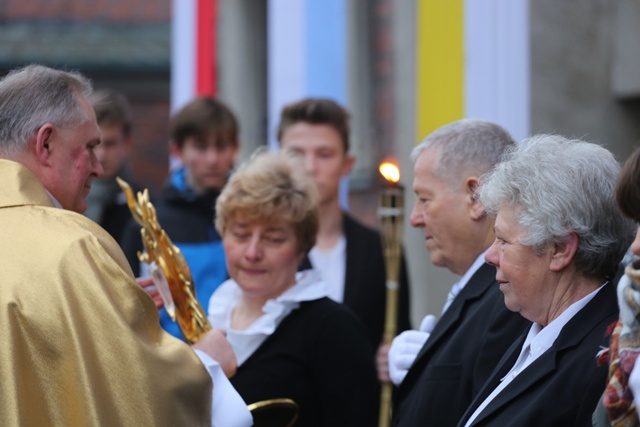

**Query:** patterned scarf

left=603, top=262, right=640, bottom=427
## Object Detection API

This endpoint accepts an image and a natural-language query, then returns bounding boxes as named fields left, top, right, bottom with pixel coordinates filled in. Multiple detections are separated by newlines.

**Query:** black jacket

left=231, top=298, right=379, bottom=426
left=393, top=263, right=530, bottom=427
left=457, top=281, right=618, bottom=427
left=301, top=213, right=412, bottom=349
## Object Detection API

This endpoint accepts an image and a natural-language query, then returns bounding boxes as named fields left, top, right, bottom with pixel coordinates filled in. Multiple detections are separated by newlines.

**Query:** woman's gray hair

left=0, top=64, right=93, bottom=155
left=477, top=134, right=636, bottom=280
left=411, top=118, right=515, bottom=186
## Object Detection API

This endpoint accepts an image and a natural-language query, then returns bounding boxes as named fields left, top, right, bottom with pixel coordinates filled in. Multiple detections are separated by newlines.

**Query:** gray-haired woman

left=458, top=135, right=635, bottom=427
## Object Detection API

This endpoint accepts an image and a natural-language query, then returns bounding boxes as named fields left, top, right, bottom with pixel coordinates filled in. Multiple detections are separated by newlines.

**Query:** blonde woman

left=208, top=150, right=379, bottom=426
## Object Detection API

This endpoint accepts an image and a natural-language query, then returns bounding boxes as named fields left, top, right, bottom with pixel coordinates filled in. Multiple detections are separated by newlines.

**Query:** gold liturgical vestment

left=0, top=160, right=212, bottom=426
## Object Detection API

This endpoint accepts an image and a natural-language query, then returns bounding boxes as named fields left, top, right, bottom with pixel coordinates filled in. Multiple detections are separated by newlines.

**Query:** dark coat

left=457, top=281, right=618, bottom=427
left=301, top=213, right=412, bottom=350
left=231, top=298, right=379, bottom=427
left=393, top=263, right=530, bottom=427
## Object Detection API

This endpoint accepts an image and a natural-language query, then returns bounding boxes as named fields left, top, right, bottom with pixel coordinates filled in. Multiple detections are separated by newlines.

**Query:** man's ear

left=466, top=176, right=485, bottom=220
left=168, top=140, right=182, bottom=160
left=549, top=232, right=579, bottom=272
left=122, top=135, right=134, bottom=154
left=34, top=124, right=55, bottom=166
left=341, top=153, right=355, bottom=177
left=230, top=140, right=240, bottom=163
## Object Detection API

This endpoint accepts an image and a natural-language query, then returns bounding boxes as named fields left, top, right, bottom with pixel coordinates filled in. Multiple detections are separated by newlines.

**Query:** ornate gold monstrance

left=117, top=177, right=211, bottom=344
left=118, top=178, right=302, bottom=425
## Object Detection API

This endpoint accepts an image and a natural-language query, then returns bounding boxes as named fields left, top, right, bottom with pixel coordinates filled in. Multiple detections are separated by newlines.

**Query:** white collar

left=45, top=189, right=63, bottom=209
left=464, top=282, right=606, bottom=427
left=457, top=249, right=489, bottom=292
left=208, top=269, right=329, bottom=324
left=207, top=269, right=330, bottom=365
left=519, top=282, right=606, bottom=360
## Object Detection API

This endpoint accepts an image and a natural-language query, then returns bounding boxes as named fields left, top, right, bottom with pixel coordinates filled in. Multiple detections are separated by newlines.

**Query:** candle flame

left=379, top=162, right=400, bottom=183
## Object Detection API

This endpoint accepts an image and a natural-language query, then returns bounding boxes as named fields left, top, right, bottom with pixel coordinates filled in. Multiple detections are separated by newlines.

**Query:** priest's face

left=44, top=97, right=103, bottom=213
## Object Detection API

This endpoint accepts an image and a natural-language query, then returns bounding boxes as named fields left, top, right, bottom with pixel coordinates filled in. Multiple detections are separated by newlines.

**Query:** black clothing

left=231, top=298, right=379, bottom=426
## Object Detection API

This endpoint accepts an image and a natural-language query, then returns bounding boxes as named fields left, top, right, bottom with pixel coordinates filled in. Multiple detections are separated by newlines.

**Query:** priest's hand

left=193, top=328, right=238, bottom=378
left=388, top=314, right=437, bottom=385
left=136, top=277, right=164, bottom=310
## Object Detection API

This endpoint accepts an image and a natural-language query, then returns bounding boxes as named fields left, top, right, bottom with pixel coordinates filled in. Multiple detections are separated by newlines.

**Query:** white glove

left=388, top=314, right=437, bottom=386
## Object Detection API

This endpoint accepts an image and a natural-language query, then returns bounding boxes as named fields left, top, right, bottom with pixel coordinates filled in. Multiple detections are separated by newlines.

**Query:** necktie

left=441, top=281, right=462, bottom=314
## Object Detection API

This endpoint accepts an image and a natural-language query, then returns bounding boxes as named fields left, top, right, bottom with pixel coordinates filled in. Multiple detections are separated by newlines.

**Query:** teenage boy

left=85, top=89, right=139, bottom=245
left=277, top=98, right=411, bottom=381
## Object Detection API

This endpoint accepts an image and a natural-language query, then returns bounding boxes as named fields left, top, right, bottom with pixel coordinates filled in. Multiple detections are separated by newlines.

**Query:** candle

left=377, top=161, right=404, bottom=427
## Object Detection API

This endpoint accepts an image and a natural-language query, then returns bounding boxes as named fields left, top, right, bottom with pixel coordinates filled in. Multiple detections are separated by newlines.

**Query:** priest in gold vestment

left=0, top=65, right=252, bottom=426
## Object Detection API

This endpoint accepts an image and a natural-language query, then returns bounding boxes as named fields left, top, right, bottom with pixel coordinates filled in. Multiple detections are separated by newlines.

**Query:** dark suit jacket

left=301, top=213, right=412, bottom=350
left=457, top=281, right=618, bottom=427
left=393, top=262, right=530, bottom=427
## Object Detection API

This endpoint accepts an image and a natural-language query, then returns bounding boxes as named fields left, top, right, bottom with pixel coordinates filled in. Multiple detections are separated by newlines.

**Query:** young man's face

left=94, top=122, right=131, bottom=180
left=172, top=132, right=238, bottom=194
left=279, top=122, right=354, bottom=206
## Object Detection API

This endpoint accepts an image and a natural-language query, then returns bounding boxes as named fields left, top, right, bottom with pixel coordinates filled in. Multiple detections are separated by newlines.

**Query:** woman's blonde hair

left=215, top=149, right=319, bottom=255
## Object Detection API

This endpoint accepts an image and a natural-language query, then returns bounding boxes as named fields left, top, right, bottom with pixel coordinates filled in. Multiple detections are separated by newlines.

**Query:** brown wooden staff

left=377, top=163, right=404, bottom=427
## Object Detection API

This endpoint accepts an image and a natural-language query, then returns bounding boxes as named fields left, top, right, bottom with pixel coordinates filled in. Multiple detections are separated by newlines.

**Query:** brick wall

left=127, top=98, right=171, bottom=194
left=0, top=1, right=174, bottom=194
left=1, top=0, right=170, bottom=22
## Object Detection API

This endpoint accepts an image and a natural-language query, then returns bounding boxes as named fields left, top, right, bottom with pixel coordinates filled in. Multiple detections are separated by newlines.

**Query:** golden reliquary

left=116, top=177, right=211, bottom=344
left=118, top=178, right=300, bottom=425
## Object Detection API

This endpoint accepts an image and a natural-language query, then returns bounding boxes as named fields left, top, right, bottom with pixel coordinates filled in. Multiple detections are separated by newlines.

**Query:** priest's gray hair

left=411, top=118, right=515, bottom=188
left=0, top=64, right=93, bottom=154
left=477, top=134, right=635, bottom=280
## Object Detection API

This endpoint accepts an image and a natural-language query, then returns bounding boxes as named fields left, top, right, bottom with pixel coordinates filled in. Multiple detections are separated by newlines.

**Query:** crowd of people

left=2, top=62, right=640, bottom=426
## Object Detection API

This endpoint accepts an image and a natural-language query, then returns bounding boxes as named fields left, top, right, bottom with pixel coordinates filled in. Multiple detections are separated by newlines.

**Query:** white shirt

left=458, top=250, right=490, bottom=293
left=45, top=189, right=63, bottom=208
left=194, top=350, right=253, bottom=427
left=309, top=236, right=347, bottom=302
left=207, top=269, right=330, bottom=365
left=464, top=283, right=605, bottom=427
left=441, top=250, right=489, bottom=314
